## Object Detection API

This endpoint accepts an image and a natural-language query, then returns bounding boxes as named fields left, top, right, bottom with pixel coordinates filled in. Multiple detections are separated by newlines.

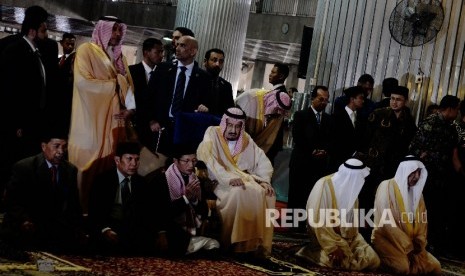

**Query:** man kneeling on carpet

left=296, top=158, right=380, bottom=271
left=146, top=144, right=219, bottom=256
left=371, top=156, right=441, bottom=275
left=1, top=128, right=85, bottom=254
left=197, top=107, right=275, bottom=259
left=88, top=142, right=159, bottom=255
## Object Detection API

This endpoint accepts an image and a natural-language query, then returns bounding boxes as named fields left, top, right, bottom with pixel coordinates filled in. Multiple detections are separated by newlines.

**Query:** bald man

left=147, top=36, right=212, bottom=157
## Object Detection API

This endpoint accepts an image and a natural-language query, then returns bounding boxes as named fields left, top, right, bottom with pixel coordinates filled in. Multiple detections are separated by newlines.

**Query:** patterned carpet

left=1, top=232, right=464, bottom=275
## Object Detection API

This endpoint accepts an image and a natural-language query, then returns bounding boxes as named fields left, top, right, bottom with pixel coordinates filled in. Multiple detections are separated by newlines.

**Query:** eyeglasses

left=178, top=159, right=198, bottom=165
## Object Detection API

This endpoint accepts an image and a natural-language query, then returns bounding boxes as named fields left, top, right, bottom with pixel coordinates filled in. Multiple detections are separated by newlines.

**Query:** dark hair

left=426, top=103, right=439, bottom=116
left=61, top=32, right=76, bottom=40
left=142, top=38, right=162, bottom=52
left=40, top=125, right=68, bottom=143
left=172, top=144, right=197, bottom=159
left=175, top=27, right=194, bottom=37
left=344, top=86, right=365, bottom=99
left=439, top=95, right=460, bottom=110
left=460, top=100, right=465, bottom=117
left=21, top=6, right=48, bottom=35
left=204, top=48, right=225, bottom=60
left=382, top=77, right=399, bottom=97
left=357, top=74, right=374, bottom=85
left=115, top=142, right=141, bottom=157
left=311, top=85, right=329, bottom=99
left=390, top=86, right=409, bottom=99
left=274, top=63, right=289, bottom=79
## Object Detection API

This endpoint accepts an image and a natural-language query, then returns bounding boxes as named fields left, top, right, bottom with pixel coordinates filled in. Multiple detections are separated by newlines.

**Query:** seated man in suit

left=1, top=128, right=85, bottom=253
left=146, top=144, right=219, bottom=256
left=88, top=141, right=155, bottom=255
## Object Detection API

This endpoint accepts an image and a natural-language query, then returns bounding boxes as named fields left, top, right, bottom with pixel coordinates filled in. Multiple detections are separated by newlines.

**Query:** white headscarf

left=219, top=107, right=246, bottom=157
left=394, top=155, right=427, bottom=215
left=331, top=158, right=370, bottom=213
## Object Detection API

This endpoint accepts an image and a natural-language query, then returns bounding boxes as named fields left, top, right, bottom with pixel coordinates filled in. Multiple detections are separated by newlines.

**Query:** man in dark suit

left=0, top=5, right=49, bottom=212
left=329, top=86, right=367, bottom=171
left=147, top=35, right=212, bottom=157
left=287, top=86, right=332, bottom=231
left=1, top=129, right=84, bottom=253
left=55, top=33, right=76, bottom=134
left=333, top=74, right=376, bottom=122
left=88, top=141, right=156, bottom=255
left=203, top=48, right=234, bottom=117
left=129, top=38, right=164, bottom=149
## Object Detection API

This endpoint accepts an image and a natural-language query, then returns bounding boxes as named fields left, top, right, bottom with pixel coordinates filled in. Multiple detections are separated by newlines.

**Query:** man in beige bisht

left=197, top=107, right=275, bottom=257
left=371, top=156, right=441, bottom=275
left=68, top=16, right=135, bottom=213
left=296, top=158, right=380, bottom=271
left=235, top=64, right=291, bottom=165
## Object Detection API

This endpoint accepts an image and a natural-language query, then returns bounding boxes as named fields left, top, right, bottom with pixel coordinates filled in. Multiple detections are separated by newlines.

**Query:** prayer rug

left=0, top=251, right=91, bottom=275
left=234, top=256, right=320, bottom=275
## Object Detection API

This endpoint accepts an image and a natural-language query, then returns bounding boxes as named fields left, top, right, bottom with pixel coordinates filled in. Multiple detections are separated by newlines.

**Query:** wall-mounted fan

left=389, top=0, right=444, bottom=47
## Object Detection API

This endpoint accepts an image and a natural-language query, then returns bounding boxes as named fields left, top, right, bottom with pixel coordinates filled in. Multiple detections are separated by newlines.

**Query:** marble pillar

left=175, top=0, right=251, bottom=96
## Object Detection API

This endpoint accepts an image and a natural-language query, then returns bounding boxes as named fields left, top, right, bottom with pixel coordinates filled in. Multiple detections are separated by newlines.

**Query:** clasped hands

left=185, top=178, right=201, bottom=202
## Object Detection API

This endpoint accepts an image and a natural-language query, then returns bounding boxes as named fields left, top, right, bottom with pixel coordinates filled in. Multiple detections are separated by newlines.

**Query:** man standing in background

left=129, top=38, right=164, bottom=150
left=203, top=48, right=234, bottom=117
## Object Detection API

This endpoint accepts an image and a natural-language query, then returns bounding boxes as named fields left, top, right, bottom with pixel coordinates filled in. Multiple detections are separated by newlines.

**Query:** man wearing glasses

left=146, top=144, right=219, bottom=257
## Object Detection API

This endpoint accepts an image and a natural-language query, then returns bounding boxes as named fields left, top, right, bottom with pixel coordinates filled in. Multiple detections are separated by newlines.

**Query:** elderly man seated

left=197, top=107, right=275, bottom=259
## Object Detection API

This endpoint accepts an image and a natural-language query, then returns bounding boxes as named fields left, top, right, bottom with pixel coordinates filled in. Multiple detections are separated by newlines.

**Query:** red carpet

left=60, top=255, right=268, bottom=276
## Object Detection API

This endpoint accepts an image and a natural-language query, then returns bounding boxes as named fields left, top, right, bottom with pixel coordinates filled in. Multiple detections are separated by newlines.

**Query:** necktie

left=350, top=112, right=356, bottom=127
left=316, top=112, right=321, bottom=124
left=59, top=55, right=66, bottom=67
left=35, top=49, right=47, bottom=109
left=171, top=66, right=187, bottom=116
left=121, top=177, right=131, bottom=205
left=50, top=166, right=57, bottom=186
left=147, top=70, right=154, bottom=84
